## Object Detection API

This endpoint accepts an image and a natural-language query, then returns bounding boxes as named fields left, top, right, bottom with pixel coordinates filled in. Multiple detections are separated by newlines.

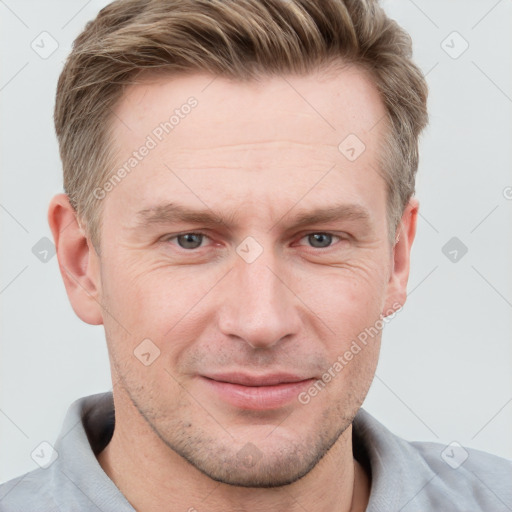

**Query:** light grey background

left=1, top=0, right=511, bottom=484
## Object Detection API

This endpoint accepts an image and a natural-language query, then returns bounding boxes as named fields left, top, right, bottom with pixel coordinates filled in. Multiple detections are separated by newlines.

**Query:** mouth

left=199, top=372, right=316, bottom=410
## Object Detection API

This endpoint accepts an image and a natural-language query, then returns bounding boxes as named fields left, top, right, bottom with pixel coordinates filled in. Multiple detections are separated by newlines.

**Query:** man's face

left=95, top=66, right=401, bottom=486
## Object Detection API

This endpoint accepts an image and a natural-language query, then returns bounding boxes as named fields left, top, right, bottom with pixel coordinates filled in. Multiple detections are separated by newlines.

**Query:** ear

left=383, top=198, right=419, bottom=315
left=48, top=193, right=104, bottom=325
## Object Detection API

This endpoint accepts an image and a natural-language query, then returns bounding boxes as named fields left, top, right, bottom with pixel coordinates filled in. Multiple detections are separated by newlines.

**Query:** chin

left=180, top=445, right=323, bottom=488
left=158, top=415, right=351, bottom=489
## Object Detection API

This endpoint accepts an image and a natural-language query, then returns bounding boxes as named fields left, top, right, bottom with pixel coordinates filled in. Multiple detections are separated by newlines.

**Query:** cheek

left=304, top=269, right=384, bottom=409
left=299, top=258, right=390, bottom=329
left=100, top=257, right=223, bottom=359
left=294, top=261, right=388, bottom=396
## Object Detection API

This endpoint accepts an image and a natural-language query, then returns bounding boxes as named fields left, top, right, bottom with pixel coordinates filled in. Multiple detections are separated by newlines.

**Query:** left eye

left=172, top=233, right=206, bottom=249
left=301, top=233, right=340, bottom=248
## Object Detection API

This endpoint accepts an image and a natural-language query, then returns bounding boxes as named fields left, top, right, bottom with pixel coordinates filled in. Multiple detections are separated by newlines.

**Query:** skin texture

left=49, top=66, right=418, bottom=512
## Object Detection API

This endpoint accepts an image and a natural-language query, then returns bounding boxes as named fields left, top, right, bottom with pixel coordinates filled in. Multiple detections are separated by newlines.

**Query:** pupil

left=178, top=233, right=202, bottom=249
left=309, top=233, right=332, bottom=248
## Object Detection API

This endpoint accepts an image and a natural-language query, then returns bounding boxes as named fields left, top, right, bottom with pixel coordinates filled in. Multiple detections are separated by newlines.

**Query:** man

left=1, top=0, right=510, bottom=510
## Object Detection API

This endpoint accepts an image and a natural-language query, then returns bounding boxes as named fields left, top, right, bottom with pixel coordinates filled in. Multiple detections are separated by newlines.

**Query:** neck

left=97, top=392, right=370, bottom=512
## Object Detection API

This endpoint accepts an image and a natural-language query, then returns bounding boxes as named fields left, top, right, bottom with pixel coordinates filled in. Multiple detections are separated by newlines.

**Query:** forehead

left=103, top=67, right=388, bottom=227
left=113, top=65, right=385, bottom=150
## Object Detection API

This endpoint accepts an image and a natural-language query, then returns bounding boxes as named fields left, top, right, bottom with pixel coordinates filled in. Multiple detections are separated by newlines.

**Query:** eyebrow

left=135, top=203, right=235, bottom=228
left=277, top=204, right=372, bottom=231
left=134, top=202, right=372, bottom=232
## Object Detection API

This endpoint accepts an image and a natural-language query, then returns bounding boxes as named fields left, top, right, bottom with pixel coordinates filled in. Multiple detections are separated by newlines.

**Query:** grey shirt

left=1, top=392, right=511, bottom=511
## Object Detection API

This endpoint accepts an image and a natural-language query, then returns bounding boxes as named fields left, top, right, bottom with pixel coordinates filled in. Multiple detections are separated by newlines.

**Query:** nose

left=217, top=247, right=301, bottom=349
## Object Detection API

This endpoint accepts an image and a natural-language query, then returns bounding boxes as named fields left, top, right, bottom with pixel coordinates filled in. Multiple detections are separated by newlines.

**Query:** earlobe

left=48, top=193, right=104, bottom=325
left=383, top=198, right=419, bottom=315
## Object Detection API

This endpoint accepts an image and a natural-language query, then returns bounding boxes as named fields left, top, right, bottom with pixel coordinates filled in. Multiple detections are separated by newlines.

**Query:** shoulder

left=0, top=468, right=59, bottom=511
left=411, top=439, right=512, bottom=506
left=0, top=392, right=119, bottom=512
left=353, top=408, right=512, bottom=511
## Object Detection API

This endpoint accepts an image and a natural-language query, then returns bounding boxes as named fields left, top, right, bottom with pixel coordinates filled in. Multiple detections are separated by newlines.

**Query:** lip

left=200, top=373, right=316, bottom=410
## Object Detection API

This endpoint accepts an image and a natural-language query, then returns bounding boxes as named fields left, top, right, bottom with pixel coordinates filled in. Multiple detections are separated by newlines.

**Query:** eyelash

left=163, top=231, right=346, bottom=250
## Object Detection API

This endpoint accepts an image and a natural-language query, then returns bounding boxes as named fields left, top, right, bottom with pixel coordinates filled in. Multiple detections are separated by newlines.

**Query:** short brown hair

left=54, top=0, right=428, bottom=250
